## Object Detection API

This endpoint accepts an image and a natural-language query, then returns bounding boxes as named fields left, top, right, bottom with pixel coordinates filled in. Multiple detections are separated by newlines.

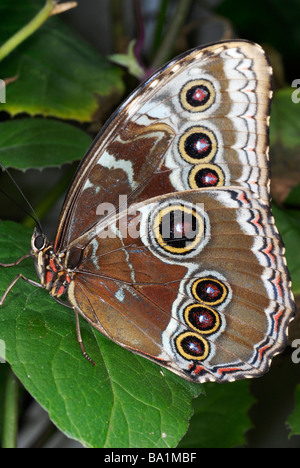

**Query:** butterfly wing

left=52, top=40, right=295, bottom=382
left=68, top=188, right=295, bottom=382
left=54, top=40, right=272, bottom=252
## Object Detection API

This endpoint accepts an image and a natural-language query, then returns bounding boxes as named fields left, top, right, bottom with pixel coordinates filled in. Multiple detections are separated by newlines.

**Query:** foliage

left=0, top=0, right=299, bottom=449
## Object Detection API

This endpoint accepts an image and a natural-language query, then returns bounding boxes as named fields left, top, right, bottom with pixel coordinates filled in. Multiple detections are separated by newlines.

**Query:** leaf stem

left=151, top=0, right=170, bottom=57
left=2, top=370, right=19, bottom=448
left=151, top=0, right=193, bottom=70
left=0, top=1, right=77, bottom=62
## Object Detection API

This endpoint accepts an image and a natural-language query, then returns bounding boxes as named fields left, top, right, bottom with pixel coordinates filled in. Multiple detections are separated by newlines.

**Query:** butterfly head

left=31, top=228, right=54, bottom=289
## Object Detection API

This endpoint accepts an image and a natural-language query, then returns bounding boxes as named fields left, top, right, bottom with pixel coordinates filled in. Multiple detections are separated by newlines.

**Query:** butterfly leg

left=0, top=274, right=43, bottom=306
left=0, top=253, right=31, bottom=268
left=0, top=254, right=43, bottom=305
left=74, top=308, right=95, bottom=366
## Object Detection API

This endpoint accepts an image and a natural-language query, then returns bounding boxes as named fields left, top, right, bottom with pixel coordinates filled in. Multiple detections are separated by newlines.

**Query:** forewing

left=54, top=40, right=272, bottom=252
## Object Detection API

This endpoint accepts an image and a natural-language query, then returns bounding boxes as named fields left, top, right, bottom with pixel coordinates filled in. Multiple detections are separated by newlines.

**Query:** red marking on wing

left=271, top=272, right=283, bottom=299
left=258, top=344, right=271, bottom=359
left=251, top=213, right=262, bottom=229
left=217, top=367, right=240, bottom=376
left=262, top=242, right=275, bottom=264
left=258, top=308, right=284, bottom=359
left=237, top=192, right=249, bottom=204
left=274, top=307, right=284, bottom=334
left=193, top=88, right=207, bottom=102
left=191, top=364, right=205, bottom=375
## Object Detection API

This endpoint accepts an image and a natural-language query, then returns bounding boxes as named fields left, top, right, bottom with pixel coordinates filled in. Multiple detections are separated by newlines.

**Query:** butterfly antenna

left=0, top=161, right=44, bottom=234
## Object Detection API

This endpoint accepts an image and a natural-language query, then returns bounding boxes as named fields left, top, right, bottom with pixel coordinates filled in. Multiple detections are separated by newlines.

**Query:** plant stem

left=2, top=370, right=19, bottom=448
left=151, top=0, right=170, bottom=57
left=0, top=1, right=77, bottom=62
left=151, top=0, right=193, bottom=70
left=112, top=0, right=127, bottom=53
left=0, top=0, right=54, bottom=62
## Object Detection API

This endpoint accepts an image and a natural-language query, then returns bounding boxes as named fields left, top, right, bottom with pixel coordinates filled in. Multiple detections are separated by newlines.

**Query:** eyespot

left=152, top=204, right=205, bottom=255
left=178, top=127, right=218, bottom=164
left=175, top=332, right=210, bottom=361
left=189, top=164, right=224, bottom=188
left=183, top=304, right=221, bottom=334
left=180, top=79, right=216, bottom=112
left=192, top=277, right=228, bottom=306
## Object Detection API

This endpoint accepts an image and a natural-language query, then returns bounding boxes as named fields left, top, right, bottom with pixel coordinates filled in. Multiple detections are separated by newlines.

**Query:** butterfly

left=0, top=39, right=296, bottom=383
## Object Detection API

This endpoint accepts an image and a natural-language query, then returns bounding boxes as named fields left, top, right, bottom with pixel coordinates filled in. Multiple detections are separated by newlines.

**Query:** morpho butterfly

left=0, top=40, right=296, bottom=383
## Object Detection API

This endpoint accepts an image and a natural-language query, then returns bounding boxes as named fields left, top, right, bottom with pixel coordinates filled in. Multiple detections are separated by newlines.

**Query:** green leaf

left=0, top=221, right=202, bottom=448
left=109, top=40, right=145, bottom=79
left=0, top=0, right=124, bottom=122
left=272, top=204, right=300, bottom=296
left=285, top=183, right=300, bottom=208
left=269, top=88, right=300, bottom=199
left=178, top=381, right=254, bottom=448
left=0, top=118, right=92, bottom=170
left=287, top=384, right=300, bottom=438
left=270, top=88, right=300, bottom=151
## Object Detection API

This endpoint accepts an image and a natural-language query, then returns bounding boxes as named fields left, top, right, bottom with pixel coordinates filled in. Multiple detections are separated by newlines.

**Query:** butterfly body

left=2, top=40, right=296, bottom=383
left=33, top=242, right=70, bottom=299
